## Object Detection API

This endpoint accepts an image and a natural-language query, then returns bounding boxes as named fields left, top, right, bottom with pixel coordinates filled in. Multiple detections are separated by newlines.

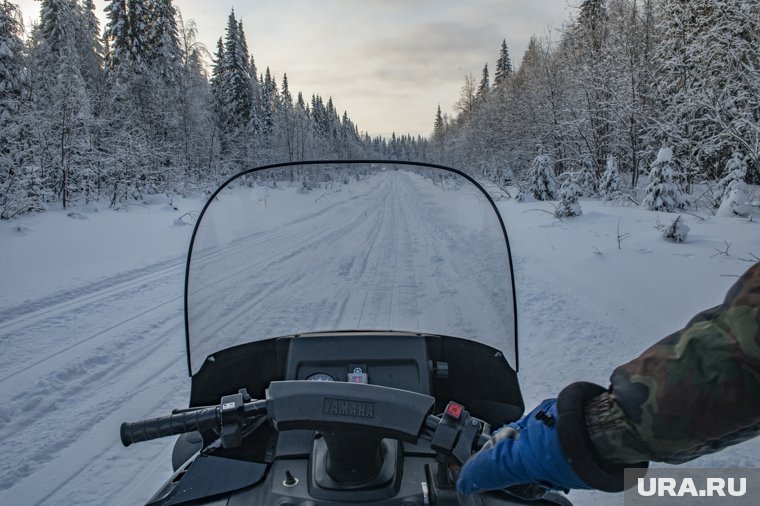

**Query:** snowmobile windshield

left=185, top=162, right=517, bottom=374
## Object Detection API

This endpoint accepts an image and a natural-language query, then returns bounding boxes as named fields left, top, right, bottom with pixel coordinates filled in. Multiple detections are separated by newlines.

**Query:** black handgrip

left=120, top=407, right=219, bottom=447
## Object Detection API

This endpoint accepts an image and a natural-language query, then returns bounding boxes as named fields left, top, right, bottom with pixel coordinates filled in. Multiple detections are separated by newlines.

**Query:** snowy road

left=1, top=169, right=758, bottom=506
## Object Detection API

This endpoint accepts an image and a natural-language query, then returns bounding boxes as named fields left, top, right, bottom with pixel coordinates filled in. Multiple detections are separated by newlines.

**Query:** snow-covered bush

left=527, top=152, right=557, bottom=201
left=715, top=153, right=749, bottom=217
left=577, top=160, right=598, bottom=197
left=662, top=215, right=689, bottom=242
left=555, top=178, right=582, bottom=218
left=642, top=147, right=688, bottom=212
left=600, top=155, right=623, bottom=201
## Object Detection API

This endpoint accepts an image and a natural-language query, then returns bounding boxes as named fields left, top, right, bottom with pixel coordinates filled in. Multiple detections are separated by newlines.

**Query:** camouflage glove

left=457, top=399, right=591, bottom=495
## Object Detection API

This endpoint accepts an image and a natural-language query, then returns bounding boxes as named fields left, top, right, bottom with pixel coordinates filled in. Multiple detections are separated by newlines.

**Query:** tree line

left=0, top=0, right=429, bottom=219
left=431, top=0, right=760, bottom=203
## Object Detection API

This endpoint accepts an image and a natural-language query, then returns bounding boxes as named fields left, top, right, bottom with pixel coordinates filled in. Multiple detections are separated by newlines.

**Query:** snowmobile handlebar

left=120, top=396, right=267, bottom=447
left=120, top=381, right=486, bottom=463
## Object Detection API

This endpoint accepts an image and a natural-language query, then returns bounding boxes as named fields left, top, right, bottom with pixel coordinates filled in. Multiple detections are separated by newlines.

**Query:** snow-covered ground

left=1, top=170, right=759, bottom=505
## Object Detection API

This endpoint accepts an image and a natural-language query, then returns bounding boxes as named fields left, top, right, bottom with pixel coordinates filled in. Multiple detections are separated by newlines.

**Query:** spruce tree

left=600, top=154, right=621, bottom=201
left=261, top=66, right=276, bottom=137
left=125, top=0, right=150, bottom=68
left=76, top=0, right=104, bottom=92
left=716, top=153, right=749, bottom=217
left=477, top=63, right=489, bottom=101
left=149, top=0, right=181, bottom=84
left=494, top=39, right=512, bottom=88
left=104, top=0, right=129, bottom=72
left=642, top=147, right=687, bottom=212
left=222, top=10, right=253, bottom=126
left=433, top=105, right=444, bottom=137
left=528, top=150, right=557, bottom=201
left=0, top=0, right=32, bottom=218
left=556, top=177, right=582, bottom=217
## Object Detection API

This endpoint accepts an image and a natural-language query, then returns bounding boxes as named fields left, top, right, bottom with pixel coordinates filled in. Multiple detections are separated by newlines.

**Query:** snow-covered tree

left=600, top=154, right=622, bottom=200
left=527, top=150, right=557, bottom=201
left=716, top=153, right=750, bottom=217
left=476, top=63, right=489, bottom=101
left=662, top=215, right=689, bottom=242
left=125, top=0, right=150, bottom=68
left=455, top=73, right=476, bottom=116
left=0, top=0, right=33, bottom=219
left=76, top=0, right=104, bottom=93
left=556, top=175, right=583, bottom=217
left=104, top=0, right=128, bottom=72
left=642, top=147, right=687, bottom=212
left=177, top=13, right=212, bottom=171
left=222, top=12, right=254, bottom=126
left=31, top=0, right=99, bottom=209
left=576, top=160, right=599, bottom=196
left=149, top=0, right=181, bottom=85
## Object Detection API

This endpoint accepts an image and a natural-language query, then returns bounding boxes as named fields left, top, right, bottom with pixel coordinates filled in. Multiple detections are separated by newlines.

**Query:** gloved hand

left=457, top=399, right=592, bottom=495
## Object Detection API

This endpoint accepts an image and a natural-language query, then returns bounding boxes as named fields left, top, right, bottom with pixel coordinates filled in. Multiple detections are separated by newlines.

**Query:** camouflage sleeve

left=585, top=262, right=760, bottom=465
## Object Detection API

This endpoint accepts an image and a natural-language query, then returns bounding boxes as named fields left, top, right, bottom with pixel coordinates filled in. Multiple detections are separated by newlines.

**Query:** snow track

left=0, top=243, right=189, bottom=504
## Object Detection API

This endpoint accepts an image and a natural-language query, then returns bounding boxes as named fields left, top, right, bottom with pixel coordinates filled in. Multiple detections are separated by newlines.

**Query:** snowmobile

left=120, top=161, right=573, bottom=505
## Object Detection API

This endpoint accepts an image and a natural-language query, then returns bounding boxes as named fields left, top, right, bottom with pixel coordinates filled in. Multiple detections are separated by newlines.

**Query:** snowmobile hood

left=184, top=161, right=518, bottom=375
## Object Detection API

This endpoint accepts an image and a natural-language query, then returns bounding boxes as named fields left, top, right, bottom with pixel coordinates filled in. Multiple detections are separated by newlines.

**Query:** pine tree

left=0, top=1, right=25, bottom=121
left=39, top=0, right=75, bottom=56
left=642, top=147, right=687, bottom=212
left=556, top=177, right=582, bottom=217
left=527, top=150, right=557, bottom=201
left=125, top=0, right=150, bottom=68
left=0, top=0, right=32, bottom=218
left=149, top=0, right=181, bottom=84
left=432, top=105, right=445, bottom=143
left=494, top=39, right=512, bottom=88
left=600, top=154, right=621, bottom=200
left=76, top=0, right=104, bottom=92
left=477, top=63, right=489, bottom=101
left=715, top=153, right=749, bottom=217
left=104, top=0, right=128, bottom=72
left=261, top=66, right=276, bottom=138
left=222, top=10, right=253, bottom=126
left=577, top=0, right=607, bottom=50
left=275, top=73, right=296, bottom=161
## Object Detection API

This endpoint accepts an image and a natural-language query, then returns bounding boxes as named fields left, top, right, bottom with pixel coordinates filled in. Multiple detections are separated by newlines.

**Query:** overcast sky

left=15, top=0, right=574, bottom=138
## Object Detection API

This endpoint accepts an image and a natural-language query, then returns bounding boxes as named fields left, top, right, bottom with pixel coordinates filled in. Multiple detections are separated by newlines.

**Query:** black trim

left=183, top=160, right=519, bottom=376
left=556, top=382, right=648, bottom=492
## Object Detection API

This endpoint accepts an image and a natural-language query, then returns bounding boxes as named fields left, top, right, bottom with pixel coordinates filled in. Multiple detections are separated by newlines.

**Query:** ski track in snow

left=1, top=173, right=759, bottom=506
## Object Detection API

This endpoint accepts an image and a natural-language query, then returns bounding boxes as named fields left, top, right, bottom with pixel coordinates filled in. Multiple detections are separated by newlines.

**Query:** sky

left=15, top=0, right=573, bottom=138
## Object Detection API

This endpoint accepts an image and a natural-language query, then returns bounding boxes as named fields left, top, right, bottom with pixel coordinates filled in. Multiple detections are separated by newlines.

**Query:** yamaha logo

left=322, top=398, right=375, bottom=418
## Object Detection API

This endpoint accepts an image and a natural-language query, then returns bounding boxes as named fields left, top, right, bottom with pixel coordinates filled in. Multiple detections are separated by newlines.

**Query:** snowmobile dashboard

left=188, top=332, right=524, bottom=429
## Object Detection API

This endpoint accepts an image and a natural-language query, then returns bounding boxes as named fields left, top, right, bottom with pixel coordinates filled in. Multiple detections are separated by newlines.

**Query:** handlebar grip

left=120, top=407, right=219, bottom=447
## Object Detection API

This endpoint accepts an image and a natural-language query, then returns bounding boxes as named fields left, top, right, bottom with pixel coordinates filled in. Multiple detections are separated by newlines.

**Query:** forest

left=433, top=0, right=760, bottom=213
left=0, top=0, right=759, bottom=219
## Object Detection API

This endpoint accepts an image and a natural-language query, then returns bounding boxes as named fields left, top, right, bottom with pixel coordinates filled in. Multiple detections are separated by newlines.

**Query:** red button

left=446, top=402, right=463, bottom=419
